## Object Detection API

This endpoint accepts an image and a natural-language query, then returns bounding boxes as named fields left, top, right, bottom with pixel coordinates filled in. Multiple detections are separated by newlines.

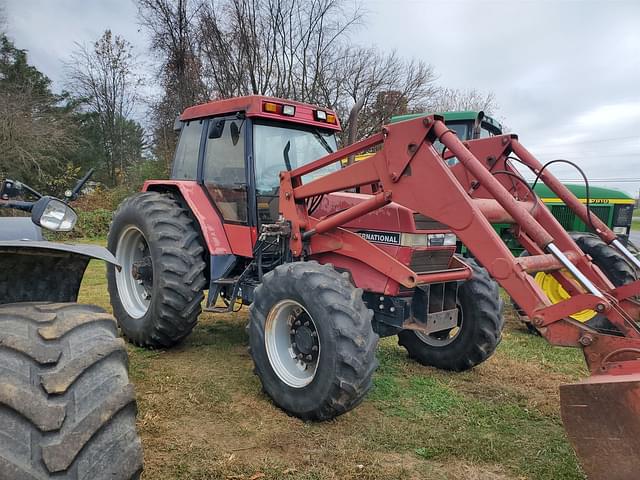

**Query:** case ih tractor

left=0, top=171, right=142, bottom=479
left=109, top=95, right=640, bottom=479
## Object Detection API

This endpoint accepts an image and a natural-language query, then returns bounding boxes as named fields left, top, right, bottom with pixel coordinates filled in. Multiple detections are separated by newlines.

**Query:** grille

left=409, top=249, right=453, bottom=273
left=588, top=205, right=610, bottom=224
left=550, top=205, right=610, bottom=230
left=413, top=213, right=447, bottom=231
left=550, top=205, right=574, bottom=230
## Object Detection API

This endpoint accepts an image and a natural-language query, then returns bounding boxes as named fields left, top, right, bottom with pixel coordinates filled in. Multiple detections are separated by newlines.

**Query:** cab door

left=201, top=116, right=255, bottom=256
left=201, top=116, right=249, bottom=224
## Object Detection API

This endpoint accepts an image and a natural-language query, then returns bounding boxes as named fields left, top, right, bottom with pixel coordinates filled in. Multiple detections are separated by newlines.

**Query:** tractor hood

left=312, top=192, right=449, bottom=234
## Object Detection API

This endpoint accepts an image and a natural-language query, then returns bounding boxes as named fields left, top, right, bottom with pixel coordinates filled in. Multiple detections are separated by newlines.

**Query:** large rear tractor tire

left=398, top=257, right=504, bottom=371
left=107, top=192, right=207, bottom=348
left=0, top=302, right=143, bottom=479
left=517, top=232, right=637, bottom=334
left=248, top=261, right=379, bottom=421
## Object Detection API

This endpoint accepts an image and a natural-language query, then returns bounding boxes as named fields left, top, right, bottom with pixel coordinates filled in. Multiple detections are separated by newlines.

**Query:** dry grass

left=78, top=258, right=586, bottom=480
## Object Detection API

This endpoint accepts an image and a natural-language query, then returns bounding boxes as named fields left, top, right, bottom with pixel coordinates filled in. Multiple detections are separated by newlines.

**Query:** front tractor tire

left=398, top=257, right=504, bottom=371
left=248, top=261, right=379, bottom=421
left=0, top=303, right=143, bottom=479
left=107, top=192, right=207, bottom=348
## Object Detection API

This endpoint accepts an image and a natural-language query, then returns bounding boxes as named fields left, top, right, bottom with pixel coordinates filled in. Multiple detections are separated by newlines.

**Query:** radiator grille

left=588, top=205, right=611, bottom=224
left=550, top=205, right=611, bottom=230
left=413, top=213, right=447, bottom=231
left=550, top=205, right=574, bottom=230
left=409, top=249, right=453, bottom=273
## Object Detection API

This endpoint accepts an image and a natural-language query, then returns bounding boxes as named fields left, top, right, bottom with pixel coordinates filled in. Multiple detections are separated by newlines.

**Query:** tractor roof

left=391, top=110, right=503, bottom=132
left=180, top=95, right=341, bottom=131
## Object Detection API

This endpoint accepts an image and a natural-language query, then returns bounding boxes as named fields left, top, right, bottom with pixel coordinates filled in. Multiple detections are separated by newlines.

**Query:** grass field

left=78, top=253, right=587, bottom=480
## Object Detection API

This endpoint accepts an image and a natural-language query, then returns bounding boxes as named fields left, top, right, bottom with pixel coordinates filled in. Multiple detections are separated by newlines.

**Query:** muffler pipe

left=611, top=238, right=640, bottom=271
left=546, top=243, right=605, bottom=299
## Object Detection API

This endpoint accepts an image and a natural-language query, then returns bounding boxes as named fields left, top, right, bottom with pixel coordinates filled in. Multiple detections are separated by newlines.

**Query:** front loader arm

left=280, top=115, right=640, bottom=338
left=278, top=115, right=640, bottom=479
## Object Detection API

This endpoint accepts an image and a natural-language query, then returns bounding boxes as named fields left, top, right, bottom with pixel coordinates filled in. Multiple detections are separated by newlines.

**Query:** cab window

left=481, top=122, right=501, bottom=138
left=253, top=121, right=338, bottom=224
left=203, top=117, right=247, bottom=223
left=172, top=120, right=203, bottom=180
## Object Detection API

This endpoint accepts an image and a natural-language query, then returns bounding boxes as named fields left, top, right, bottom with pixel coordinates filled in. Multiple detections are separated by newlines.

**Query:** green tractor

left=392, top=111, right=638, bottom=331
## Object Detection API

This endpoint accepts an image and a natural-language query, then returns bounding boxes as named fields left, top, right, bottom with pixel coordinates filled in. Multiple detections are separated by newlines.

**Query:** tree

left=0, top=34, right=79, bottom=190
left=136, top=0, right=208, bottom=171
left=336, top=47, right=438, bottom=148
left=137, top=0, right=497, bottom=166
left=67, top=30, right=144, bottom=186
left=428, top=88, right=499, bottom=115
left=197, top=0, right=363, bottom=102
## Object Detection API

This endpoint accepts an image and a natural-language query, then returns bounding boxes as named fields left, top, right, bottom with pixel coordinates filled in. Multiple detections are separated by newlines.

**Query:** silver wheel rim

left=115, top=226, right=152, bottom=319
left=264, top=300, right=320, bottom=388
left=415, top=305, right=463, bottom=347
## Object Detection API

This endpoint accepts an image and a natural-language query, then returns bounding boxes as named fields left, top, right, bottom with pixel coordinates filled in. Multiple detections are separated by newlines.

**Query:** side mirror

left=230, top=121, right=241, bottom=146
left=31, top=196, right=77, bottom=232
left=208, top=118, right=226, bottom=139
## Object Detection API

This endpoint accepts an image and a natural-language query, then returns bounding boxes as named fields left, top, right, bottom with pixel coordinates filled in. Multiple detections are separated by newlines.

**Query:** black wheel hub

left=131, top=256, right=153, bottom=288
left=289, top=311, right=319, bottom=363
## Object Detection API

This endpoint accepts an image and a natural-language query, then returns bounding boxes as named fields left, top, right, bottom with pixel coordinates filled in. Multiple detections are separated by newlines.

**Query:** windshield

left=432, top=122, right=469, bottom=166
left=253, top=121, right=339, bottom=194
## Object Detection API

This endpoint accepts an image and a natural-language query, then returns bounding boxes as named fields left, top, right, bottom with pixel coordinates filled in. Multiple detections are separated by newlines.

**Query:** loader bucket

left=560, top=373, right=640, bottom=479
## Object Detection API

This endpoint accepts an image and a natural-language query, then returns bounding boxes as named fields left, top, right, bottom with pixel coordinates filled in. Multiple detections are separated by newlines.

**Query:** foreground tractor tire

left=0, top=303, right=143, bottom=479
left=517, top=232, right=638, bottom=334
left=107, top=192, right=207, bottom=348
left=398, top=257, right=504, bottom=371
left=573, top=232, right=637, bottom=333
left=248, top=261, right=379, bottom=421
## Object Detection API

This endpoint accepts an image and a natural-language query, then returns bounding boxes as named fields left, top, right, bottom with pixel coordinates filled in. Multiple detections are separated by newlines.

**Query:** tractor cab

left=170, top=96, right=342, bottom=226
left=392, top=110, right=503, bottom=140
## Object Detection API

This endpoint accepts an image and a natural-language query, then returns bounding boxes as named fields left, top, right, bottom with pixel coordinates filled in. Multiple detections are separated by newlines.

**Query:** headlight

left=401, top=233, right=428, bottom=247
left=31, top=197, right=78, bottom=232
left=613, top=204, right=634, bottom=227
left=427, top=233, right=457, bottom=247
left=401, top=233, right=457, bottom=247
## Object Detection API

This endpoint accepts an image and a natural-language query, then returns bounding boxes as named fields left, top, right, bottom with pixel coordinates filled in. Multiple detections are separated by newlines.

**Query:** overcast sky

left=4, top=0, right=640, bottom=195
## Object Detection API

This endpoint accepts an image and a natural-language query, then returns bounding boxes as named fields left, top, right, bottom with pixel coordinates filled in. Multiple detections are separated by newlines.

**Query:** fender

left=143, top=180, right=233, bottom=255
left=0, top=240, right=118, bottom=304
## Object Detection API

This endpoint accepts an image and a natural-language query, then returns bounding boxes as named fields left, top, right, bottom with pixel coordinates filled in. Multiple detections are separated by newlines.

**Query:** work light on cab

left=263, top=101, right=296, bottom=116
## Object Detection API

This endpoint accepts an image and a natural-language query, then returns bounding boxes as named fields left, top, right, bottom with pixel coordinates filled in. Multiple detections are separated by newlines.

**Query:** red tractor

left=108, top=95, right=640, bottom=479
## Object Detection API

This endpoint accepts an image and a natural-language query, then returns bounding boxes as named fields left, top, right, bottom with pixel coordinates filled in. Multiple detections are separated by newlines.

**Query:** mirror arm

left=0, top=200, right=34, bottom=212
left=66, top=168, right=95, bottom=202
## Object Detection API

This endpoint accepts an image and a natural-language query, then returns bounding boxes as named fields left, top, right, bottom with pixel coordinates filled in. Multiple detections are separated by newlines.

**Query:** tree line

left=0, top=0, right=498, bottom=193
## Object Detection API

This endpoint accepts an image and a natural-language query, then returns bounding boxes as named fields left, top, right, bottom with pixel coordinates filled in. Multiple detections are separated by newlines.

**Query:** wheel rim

left=415, top=306, right=463, bottom=347
left=534, top=270, right=596, bottom=322
left=264, top=300, right=320, bottom=388
left=115, top=226, right=152, bottom=319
